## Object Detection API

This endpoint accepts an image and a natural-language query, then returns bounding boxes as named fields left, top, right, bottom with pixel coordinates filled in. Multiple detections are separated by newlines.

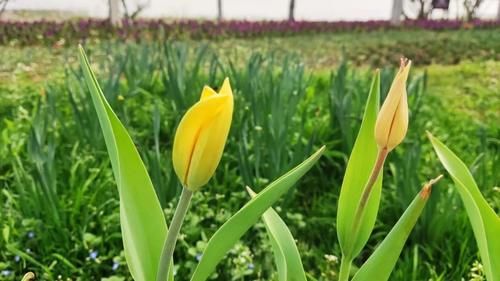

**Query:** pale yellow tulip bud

left=172, top=78, right=234, bottom=191
left=374, top=58, right=411, bottom=151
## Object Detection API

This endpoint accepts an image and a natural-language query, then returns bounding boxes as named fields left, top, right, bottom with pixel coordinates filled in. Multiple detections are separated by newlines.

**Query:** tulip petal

left=172, top=95, right=230, bottom=188
left=200, top=86, right=217, bottom=101
left=219, top=77, right=233, bottom=97
left=187, top=90, right=233, bottom=189
left=374, top=60, right=411, bottom=150
left=386, top=91, right=408, bottom=149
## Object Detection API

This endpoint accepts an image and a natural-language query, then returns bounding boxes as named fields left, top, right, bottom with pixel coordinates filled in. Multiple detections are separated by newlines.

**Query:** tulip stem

left=157, top=187, right=193, bottom=281
left=357, top=147, right=388, bottom=213
left=347, top=147, right=388, bottom=253
left=338, top=257, right=352, bottom=281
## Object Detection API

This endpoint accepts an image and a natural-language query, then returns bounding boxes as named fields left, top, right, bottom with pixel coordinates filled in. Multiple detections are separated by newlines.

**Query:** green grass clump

left=0, top=41, right=498, bottom=280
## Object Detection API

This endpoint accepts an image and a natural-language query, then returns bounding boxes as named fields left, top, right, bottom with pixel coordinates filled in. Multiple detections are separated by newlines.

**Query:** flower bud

left=172, top=78, right=234, bottom=191
left=374, top=58, right=411, bottom=151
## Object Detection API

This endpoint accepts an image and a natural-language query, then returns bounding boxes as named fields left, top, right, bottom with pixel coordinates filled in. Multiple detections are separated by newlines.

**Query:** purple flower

left=0, top=18, right=499, bottom=45
left=112, top=261, right=120, bottom=271
left=27, top=231, right=35, bottom=239
left=1, top=270, right=12, bottom=276
left=14, top=255, right=20, bottom=262
left=195, top=253, right=202, bottom=261
left=89, top=250, right=98, bottom=260
left=247, top=263, right=255, bottom=270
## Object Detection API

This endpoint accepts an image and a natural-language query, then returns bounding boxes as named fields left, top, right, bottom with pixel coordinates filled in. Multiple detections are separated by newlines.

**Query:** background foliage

left=0, top=19, right=498, bottom=46
left=0, top=28, right=499, bottom=281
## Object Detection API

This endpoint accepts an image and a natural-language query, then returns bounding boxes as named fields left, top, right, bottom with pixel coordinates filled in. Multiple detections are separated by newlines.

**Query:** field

left=0, top=26, right=499, bottom=281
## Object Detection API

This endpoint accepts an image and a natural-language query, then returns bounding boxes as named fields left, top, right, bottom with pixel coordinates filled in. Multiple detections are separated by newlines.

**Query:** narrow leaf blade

left=247, top=187, right=307, bottom=281
left=352, top=179, right=437, bottom=281
left=190, top=146, right=325, bottom=281
left=429, top=133, right=500, bottom=281
left=336, top=71, right=382, bottom=259
left=78, top=46, right=168, bottom=281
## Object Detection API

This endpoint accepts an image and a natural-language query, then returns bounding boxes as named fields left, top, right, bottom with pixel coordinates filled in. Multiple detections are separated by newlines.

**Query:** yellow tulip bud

left=172, top=78, right=234, bottom=191
left=374, top=58, right=411, bottom=151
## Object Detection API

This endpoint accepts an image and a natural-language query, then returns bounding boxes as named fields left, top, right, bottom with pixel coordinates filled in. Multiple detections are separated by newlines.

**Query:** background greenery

left=0, top=28, right=499, bottom=281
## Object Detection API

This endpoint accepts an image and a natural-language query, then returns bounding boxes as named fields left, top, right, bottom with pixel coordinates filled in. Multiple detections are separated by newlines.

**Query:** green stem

left=338, top=257, right=352, bottom=281
left=156, top=187, right=193, bottom=281
left=346, top=147, right=388, bottom=253
left=356, top=147, right=388, bottom=215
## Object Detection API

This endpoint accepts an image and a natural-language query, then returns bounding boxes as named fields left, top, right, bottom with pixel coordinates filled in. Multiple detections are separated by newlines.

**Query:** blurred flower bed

left=0, top=19, right=499, bottom=46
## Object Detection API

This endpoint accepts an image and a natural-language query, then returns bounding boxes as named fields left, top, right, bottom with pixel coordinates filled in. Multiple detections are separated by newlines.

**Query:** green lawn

left=0, top=30, right=498, bottom=280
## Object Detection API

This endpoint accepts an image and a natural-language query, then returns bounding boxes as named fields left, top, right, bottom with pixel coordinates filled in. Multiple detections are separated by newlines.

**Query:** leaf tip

left=245, top=186, right=257, bottom=198
left=425, top=131, right=435, bottom=141
left=420, top=174, right=443, bottom=199
left=78, top=44, right=86, bottom=57
left=318, top=145, right=326, bottom=154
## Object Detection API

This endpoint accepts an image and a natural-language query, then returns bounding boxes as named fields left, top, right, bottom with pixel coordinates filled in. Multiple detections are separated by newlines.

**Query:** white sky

left=6, top=0, right=499, bottom=20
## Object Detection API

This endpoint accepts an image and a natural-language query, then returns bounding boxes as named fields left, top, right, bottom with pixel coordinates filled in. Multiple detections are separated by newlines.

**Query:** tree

left=391, top=0, right=403, bottom=24
left=108, top=0, right=122, bottom=26
left=217, top=0, right=223, bottom=21
left=404, top=0, right=433, bottom=19
left=121, top=0, right=151, bottom=20
left=497, top=0, right=500, bottom=20
left=0, top=0, right=11, bottom=18
left=288, top=0, right=295, bottom=21
left=463, top=0, right=484, bottom=21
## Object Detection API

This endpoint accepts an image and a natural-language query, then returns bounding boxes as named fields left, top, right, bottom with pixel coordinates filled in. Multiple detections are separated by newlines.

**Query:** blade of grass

left=352, top=175, right=442, bottom=281
left=336, top=70, right=381, bottom=261
left=78, top=46, right=170, bottom=281
left=428, top=133, right=500, bottom=281
left=246, top=186, right=307, bottom=281
left=190, top=146, right=325, bottom=281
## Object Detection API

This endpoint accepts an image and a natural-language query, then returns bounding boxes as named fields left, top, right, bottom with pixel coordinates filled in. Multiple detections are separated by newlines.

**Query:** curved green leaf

left=429, top=133, right=500, bottom=281
left=79, top=46, right=170, bottom=281
left=352, top=177, right=440, bottom=281
left=190, top=146, right=325, bottom=281
left=336, top=71, right=382, bottom=260
left=246, top=187, right=307, bottom=281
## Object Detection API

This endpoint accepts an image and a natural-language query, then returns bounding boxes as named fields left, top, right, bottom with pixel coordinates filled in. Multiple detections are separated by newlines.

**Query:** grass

left=0, top=30, right=498, bottom=280
left=426, top=61, right=500, bottom=123
left=1, top=28, right=499, bottom=85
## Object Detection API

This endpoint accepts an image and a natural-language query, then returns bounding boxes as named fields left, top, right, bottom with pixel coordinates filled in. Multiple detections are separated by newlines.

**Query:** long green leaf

left=429, top=133, right=500, bottom=281
left=336, top=71, right=381, bottom=260
left=79, top=46, right=169, bottom=281
left=190, top=146, right=325, bottom=281
left=246, top=187, right=307, bottom=281
left=352, top=176, right=440, bottom=281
